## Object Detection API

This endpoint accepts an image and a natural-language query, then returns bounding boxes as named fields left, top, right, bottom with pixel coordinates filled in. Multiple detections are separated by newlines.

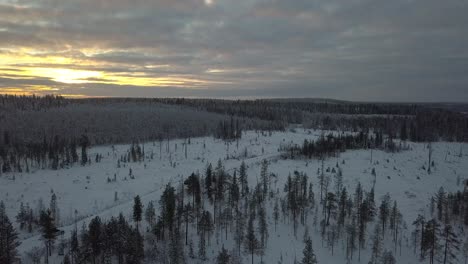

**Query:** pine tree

left=70, top=228, right=80, bottom=264
left=145, top=200, right=156, bottom=227
left=346, top=214, right=357, bottom=260
left=234, top=207, right=245, bottom=257
left=258, top=204, right=268, bottom=255
left=260, top=159, right=269, bottom=199
left=169, top=231, right=184, bottom=264
left=442, top=225, right=460, bottom=264
left=126, top=227, right=144, bottom=264
left=379, top=193, right=391, bottom=238
left=217, top=245, right=231, bottom=264
left=325, top=192, right=336, bottom=225
left=80, top=134, right=89, bottom=166
left=205, top=163, right=214, bottom=201
left=63, top=254, right=71, bottom=264
left=133, top=195, right=143, bottom=230
left=88, top=216, right=102, bottom=264
left=198, top=231, right=207, bottom=261
left=370, top=224, right=382, bottom=264
left=160, top=184, right=176, bottom=232
left=245, top=212, right=259, bottom=264
left=462, top=238, right=468, bottom=264
left=0, top=201, right=21, bottom=264
left=50, top=193, right=59, bottom=227
left=230, top=171, right=240, bottom=209
left=273, top=198, right=280, bottom=232
left=381, top=250, right=396, bottom=264
left=239, top=161, right=249, bottom=196
left=412, top=214, right=425, bottom=257
left=334, top=168, right=343, bottom=195
left=436, top=187, right=446, bottom=222
left=301, top=237, right=318, bottom=264
left=422, top=219, right=440, bottom=264
left=39, top=209, right=59, bottom=264
left=185, top=172, right=201, bottom=208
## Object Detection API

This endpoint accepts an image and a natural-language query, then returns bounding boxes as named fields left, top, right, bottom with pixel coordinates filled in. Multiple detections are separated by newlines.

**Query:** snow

left=1, top=129, right=467, bottom=263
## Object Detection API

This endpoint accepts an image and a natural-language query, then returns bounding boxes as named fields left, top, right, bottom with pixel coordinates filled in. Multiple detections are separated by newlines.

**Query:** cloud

left=0, top=0, right=467, bottom=101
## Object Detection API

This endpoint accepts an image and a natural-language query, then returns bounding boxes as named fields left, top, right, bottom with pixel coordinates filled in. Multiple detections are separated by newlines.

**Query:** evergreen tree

left=145, top=200, right=156, bottom=227
left=381, top=250, right=396, bottom=264
left=198, top=231, right=207, bottom=261
left=245, top=212, right=259, bottom=264
left=230, top=171, right=240, bottom=210
left=0, top=201, right=21, bottom=264
left=160, top=184, right=176, bottom=232
left=169, top=231, right=184, bottom=264
left=436, top=187, right=447, bottom=222
left=126, top=228, right=144, bottom=264
left=260, top=159, right=269, bottom=199
left=379, top=193, right=391, bottom=238
left=258, top=204, right=268, bottom=255
left=39, top=209, right=59, bottom=264
left=441, top=225, right=460, bottom=264
left=346, top=214, right=357, bottom=260
left=239, top=161, right=249, bottom=196
left=88, top=216, right=102, bottom=264
left=205, top=163, right=214, bottom=201
left=217, top=245, right=231, bottom=264
left=63, top=254, right=71, bottom=264
left=370, top=224, right=382, bottom=264
left=70, top=228, right=80, bottom=264
left=462, top=238, right=468, bottom=264
left=273, top=198, right=280, bottom=232
left=185, top=172, right=201, bottom=208
left=422, top=219, right=440, bottom=264
left=301, top=237, right=318, bottom=264
left=133, top=195, right=143, bottom=229
left=325, top=192, right=337, bottom=225
left=50, top=193, right=59, bottom=227
left=80, top=134, right=89, bottom=166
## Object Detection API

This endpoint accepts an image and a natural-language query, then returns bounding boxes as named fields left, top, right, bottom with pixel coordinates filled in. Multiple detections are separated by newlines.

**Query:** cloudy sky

left=0, top=0, right=467, bottom=101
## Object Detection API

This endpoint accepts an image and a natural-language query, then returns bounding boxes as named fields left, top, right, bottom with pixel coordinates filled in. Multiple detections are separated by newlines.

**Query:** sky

left=0, top=0, right=467, bottom=101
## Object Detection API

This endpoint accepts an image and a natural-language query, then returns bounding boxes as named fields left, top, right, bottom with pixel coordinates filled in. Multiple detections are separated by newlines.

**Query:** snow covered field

left=1, top=129, right=467, bottom=263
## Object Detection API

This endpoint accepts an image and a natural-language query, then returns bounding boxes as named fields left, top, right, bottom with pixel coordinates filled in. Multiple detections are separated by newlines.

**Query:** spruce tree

left=302, top=237, right=318, bottom=264
left=133, top=195, right=143, bottom=230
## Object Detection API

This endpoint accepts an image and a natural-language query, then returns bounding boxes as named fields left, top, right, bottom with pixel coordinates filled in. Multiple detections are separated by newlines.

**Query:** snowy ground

left=1, top=129, right=467, bottom=263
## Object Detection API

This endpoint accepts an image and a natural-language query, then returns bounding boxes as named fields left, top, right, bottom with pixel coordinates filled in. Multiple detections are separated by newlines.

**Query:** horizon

left=3, top=93, right=468, bottom=104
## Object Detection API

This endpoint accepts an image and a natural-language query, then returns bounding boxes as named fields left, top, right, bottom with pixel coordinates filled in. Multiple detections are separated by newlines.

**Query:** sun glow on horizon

left=29, top=68, right=103, bottom=84
left=0, top=46, right=230, bottom=96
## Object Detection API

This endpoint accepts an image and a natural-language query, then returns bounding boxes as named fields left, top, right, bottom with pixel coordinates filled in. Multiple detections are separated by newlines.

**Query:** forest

left=1, top=95, right=468, bottom=264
